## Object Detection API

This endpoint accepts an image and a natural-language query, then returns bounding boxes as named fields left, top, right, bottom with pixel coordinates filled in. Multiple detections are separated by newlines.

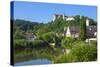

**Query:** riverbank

left=14, top=47, right=62, bottom=64
left=14, top=41, right=97, bottom=65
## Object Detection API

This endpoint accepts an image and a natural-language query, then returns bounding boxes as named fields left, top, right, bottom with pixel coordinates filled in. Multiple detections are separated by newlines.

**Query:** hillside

left=12, top=15, right=97, bottom=40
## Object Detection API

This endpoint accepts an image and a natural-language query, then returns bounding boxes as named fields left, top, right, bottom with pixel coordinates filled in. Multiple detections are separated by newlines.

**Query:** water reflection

left=14, top=58, right=52, bottom=66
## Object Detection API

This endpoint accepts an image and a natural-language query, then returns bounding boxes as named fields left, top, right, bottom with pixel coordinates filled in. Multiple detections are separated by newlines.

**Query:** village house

left=64, top=18, right=97, bottom=40
left=25, top=32, right=36, bottom=41
left=64, top=26, right=80, bottom=38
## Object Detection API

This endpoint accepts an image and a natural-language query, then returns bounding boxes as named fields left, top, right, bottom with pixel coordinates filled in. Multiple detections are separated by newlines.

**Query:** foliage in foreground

left=54, top=41, right=97, bottom=63
left=14, top=40, right=97, bottom=64
left=61, top=37, right=75, bottom=49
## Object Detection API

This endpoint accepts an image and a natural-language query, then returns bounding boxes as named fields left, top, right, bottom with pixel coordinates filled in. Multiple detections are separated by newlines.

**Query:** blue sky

left=12, top=1, right=97, bottom=23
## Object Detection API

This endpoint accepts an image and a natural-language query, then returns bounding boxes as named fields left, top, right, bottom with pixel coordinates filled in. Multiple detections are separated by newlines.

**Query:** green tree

left=42, top=32, right=55, bottom=43
left=14, top=39, right=28, bottom=49
left=70, top=42, right=97, bottom=62
left=89, top=18, right=97, bottom=26
left=14, top=29, right=25, bottom=39
left=61, top=37, right=74, bottom=48
left=36, top=26, right=50, bottom=36
left=79, top=16, right=86, bottom=40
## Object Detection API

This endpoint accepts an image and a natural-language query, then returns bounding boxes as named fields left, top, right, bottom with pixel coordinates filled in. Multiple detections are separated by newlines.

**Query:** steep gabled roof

left=69, top=26, right=80, bottom=34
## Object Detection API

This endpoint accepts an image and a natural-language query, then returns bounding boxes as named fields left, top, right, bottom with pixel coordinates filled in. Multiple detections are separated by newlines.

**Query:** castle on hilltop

left=53, top=14, right=75, bottom=21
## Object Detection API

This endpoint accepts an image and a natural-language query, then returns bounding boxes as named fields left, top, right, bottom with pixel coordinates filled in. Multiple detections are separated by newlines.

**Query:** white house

left=64, top=26, right=80, bottom=38
left=25, top=33, right=36, bottom=41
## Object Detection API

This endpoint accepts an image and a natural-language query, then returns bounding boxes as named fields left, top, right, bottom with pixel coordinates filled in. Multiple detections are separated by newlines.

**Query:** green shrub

left=90, top=40, right=97, bottom=45
left=35, top=36, right=43, bottom=40
left=28, top=40, right=49, bottom=48
left=61, top=37, right=74, bottom=48
left=14, top=39, right=49, bottom=49
left=54, top=35, right=64, bottom=47
left=42, top=32, right=55, bottom=43
left=54, top=41, right=97, bottom=63
left=14, top=39, right=28, bottom=49
left=70, top=42, right=97, bottom=62
left=14, top=30, right=25, bottom=39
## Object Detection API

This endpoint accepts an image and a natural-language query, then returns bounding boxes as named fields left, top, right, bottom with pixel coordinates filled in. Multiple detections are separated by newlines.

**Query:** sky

left=11, top=1, right=97, bottom=23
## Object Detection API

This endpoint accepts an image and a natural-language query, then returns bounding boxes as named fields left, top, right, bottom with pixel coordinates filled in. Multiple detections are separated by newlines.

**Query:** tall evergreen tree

left=79, top=16, right=86, bottom=40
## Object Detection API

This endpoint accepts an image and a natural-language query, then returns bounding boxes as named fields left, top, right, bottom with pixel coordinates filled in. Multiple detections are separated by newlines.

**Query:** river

left=14, top=58, right=52, bottom=66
